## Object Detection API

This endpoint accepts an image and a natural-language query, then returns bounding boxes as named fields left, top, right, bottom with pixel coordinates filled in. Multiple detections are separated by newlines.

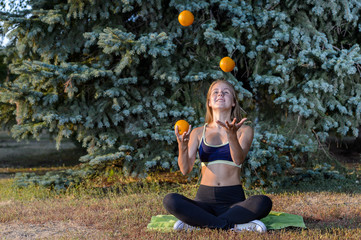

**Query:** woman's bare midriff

left=200, top=164, right=242, bottom=186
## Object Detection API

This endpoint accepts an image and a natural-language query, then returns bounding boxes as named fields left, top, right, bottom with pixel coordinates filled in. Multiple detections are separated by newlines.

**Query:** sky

left=1, top=37, right=9, bottom=47
left=1, top=0, right=12, bottom=46
left=1, top=0, right=31, bottom=46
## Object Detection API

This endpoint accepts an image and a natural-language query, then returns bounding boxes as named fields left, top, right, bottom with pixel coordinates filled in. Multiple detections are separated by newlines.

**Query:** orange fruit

left=178, top=10, right=194, bottom=27
left=174, top=120, right=190, bottom=135
left=219, top=57, right=235, bottom=72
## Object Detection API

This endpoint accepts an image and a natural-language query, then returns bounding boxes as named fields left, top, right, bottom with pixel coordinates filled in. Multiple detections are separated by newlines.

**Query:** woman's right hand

left=175, top=125, right=198, bottom=176
left=175, top=125, right=192, bottom=150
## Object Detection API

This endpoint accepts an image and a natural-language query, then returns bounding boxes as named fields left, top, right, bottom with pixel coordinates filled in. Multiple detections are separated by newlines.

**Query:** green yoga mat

left=147, top=211, right=306, bottom=231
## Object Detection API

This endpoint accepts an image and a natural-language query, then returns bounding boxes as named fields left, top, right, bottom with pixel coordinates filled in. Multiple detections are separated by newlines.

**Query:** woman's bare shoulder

left=241, top=124, right=253, bottom=131
left=238, top=124, right=254, bottom=137
left=191, top=125, right=204, bottom=135
left=190, top=125, right=204, bottom=144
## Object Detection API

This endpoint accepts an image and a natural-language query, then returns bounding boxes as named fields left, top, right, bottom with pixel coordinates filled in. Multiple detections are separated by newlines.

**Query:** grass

left=1, top=173, right=361, bottom=240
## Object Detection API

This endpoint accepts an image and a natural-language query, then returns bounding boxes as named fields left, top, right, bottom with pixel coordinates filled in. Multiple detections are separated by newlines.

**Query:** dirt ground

left=0, top=220, right=102, bottom=240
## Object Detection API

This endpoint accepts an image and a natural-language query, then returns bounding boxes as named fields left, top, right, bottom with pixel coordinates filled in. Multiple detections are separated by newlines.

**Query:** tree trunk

left=353, top=126, right=361, bottom=152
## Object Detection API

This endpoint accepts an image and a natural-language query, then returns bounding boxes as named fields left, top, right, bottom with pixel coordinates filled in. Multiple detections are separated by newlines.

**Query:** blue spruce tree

left=1, top=0, right=360, bottom=188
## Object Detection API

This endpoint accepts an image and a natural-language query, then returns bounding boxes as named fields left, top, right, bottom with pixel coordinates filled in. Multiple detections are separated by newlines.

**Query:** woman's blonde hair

left=205, top=79, right=243, bottom=124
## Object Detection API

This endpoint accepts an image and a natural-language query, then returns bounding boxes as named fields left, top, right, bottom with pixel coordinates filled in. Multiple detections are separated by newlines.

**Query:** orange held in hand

left=219, top=57, right=235, bottom=72
left=178, top=10, right=194, bottom=26
left=174, top=120, right=190, bottom=135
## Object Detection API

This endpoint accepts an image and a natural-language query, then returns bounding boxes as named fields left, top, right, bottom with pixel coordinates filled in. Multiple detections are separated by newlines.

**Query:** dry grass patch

left=271, top=192, right=361, bottom=226
left=0, top=221, right=107, bottom=240
left=1, top=177, right=361, bottom=239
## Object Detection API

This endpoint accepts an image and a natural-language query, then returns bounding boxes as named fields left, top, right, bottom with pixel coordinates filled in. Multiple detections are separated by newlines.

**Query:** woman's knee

left=163, top=193, right=183, bottom=213
left=261, top=195, right=273, bottom=211
left=249, top=195, right=273, bottom=212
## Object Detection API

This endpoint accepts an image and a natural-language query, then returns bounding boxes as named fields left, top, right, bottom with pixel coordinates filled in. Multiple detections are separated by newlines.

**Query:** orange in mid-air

left=219, top=57, right=235, bottom=72
left=174, top=120, right=190, bottom=135
left=178, top=10, right=194, bottom=26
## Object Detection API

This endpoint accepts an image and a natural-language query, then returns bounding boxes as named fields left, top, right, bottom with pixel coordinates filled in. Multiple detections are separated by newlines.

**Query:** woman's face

left=208, top=82, right=235, bottom=110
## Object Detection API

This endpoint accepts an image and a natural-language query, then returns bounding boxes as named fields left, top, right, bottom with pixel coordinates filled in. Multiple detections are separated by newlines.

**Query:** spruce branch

left=332, top=45, right=340, bottom=51
left=356, top=64, right=361, bottom=76
left=267, top=2, right=280, bottom=11
left=311, top=129, right=344, bottom=169
left=64, top=77, right=73, bottom=93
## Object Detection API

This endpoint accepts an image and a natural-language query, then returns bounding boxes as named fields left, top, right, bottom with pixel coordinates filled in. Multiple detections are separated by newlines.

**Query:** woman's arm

left=228, top=125, right=253, bottom=165
left=175, top=126, right=200, bottom=175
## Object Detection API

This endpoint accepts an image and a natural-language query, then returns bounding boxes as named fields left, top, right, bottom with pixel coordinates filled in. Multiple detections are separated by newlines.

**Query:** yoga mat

left=147, top=211, right=306, bottom=231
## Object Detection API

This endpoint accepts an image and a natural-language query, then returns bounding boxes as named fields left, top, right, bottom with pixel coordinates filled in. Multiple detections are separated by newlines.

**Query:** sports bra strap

left=198, top=123, right=207, bottom=149
left=202, top=123, right=207, bottom=139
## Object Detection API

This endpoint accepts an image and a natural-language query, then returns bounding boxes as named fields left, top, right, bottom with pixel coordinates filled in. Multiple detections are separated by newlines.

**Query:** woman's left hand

left=216, top=118, right=247, bottom=136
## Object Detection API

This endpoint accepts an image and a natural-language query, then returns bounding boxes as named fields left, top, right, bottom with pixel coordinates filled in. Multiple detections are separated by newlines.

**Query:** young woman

left=163, top=79, right=272, bottom=232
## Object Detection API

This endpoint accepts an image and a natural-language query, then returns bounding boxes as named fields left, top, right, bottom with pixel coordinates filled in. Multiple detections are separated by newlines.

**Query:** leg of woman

left=163, top=193, right=230, bottom=229
left=217, top=195, right=273, bottom=226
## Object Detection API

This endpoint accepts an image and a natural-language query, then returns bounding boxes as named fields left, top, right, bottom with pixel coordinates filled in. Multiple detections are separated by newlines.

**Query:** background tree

left=1, top=0, right=360, bottom=189
left=0, top=52, right=16, bottom=129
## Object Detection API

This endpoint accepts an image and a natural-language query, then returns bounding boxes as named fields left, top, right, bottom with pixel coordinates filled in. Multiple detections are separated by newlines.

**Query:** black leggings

left=163, top=185, right=272, bottom=230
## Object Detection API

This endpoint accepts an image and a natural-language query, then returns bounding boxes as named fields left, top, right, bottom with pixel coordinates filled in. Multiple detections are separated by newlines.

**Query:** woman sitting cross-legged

left=163, top=79, right=272, bottom=232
